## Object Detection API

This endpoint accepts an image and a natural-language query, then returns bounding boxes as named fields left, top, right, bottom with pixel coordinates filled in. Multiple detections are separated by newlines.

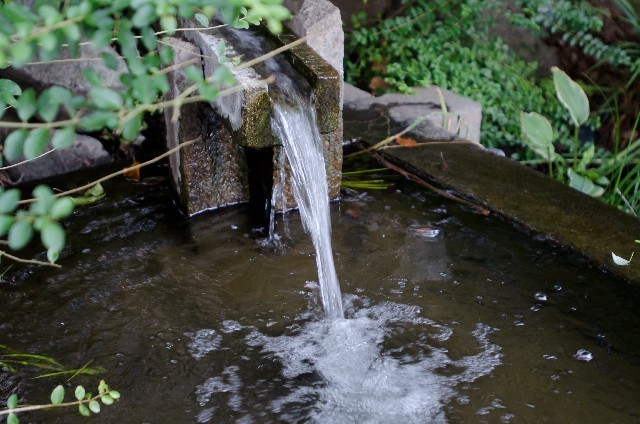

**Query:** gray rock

left=0, top=44, right=126, bottom=97
left=343, top=83, right=482, bottom=143
left=5, top=134, right=111, bottom=183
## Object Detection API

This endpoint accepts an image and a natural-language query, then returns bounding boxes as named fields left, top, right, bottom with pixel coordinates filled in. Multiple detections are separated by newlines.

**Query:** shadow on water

left=1, top=178, right=640, bottom=423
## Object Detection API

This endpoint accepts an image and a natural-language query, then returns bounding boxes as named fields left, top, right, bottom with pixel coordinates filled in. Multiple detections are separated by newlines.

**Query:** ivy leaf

left=194, top=13, right=209, bottom=27
left=8, top=220, right=34, bottom=250
left=23, top=128, right=50, bottom=160
left=3, top=129, right=28, bottom=161
left=16, top=88, right=37, bottom=121
left=0, top=188, right=20, bottom=214
left=78, top=404, right=91, bottom=417
left=41, top=221, right=65, bottom=251
left=51, top=127, right=76, bottom=149
left=89, top=399, right=101, bottom=413
left=75, top=386, right=86, bottom=401
left=89, top=87, right=122, bottom=110
left=7, top=393, right=18, bottom=409
left=49, top=197, right=75, bottom=220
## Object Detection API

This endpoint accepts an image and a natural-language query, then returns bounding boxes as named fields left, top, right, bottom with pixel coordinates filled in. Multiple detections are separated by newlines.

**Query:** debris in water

left=574, top=349, right=593, bottom=362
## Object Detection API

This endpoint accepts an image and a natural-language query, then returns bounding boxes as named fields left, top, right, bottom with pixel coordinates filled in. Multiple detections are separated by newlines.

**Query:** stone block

left=181, top=23, right=275, bottom=149
left=163, top=37, right=249, bottom=216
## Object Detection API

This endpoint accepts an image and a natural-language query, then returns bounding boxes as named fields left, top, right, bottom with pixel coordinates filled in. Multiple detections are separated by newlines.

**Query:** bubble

left=534, top=292, right=547, bottom=302
left=574, top=349, right=593, bottom=362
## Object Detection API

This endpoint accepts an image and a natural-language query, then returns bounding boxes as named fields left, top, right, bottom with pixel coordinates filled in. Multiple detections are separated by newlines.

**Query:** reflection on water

left=1, top=181, right=640, bottom=423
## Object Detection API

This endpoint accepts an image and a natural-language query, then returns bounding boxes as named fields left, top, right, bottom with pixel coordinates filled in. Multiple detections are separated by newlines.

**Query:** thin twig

left=345, top=114, right=435, bottom=158
left=616, top=188, right=638, bottom=217
left=17, top=137, right=201, bottom=205
left=370, top=151, right=490, bottom=215
left=380, top=140, right=480, bottom=150
left=0, top=250, right=61, bottom=269
left=0, top=149, right=57, bottom=171
left=0, top=119, right=80, bottom=130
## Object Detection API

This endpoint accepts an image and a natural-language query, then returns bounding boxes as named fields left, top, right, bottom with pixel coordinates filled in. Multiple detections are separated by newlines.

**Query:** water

left=2, top=180, right=640, bottom=422
left=271, top=102, right=344, bottom=319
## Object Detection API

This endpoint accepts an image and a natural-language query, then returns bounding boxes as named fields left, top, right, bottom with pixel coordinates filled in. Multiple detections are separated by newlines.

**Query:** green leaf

left=552, top=67, right=589, bottom=127
left=86, top=183, right=104, bottom=198
left=78, top=404, right=91, bottom=417
left=50, top=197, right=75, bottom=220
left=0, top=189, right=20, bottom=214
left=520, top=112, right=555, bottom=160
left=100, top=394, right=114, bottom=405
left=567, top=168, right=605, bottom=197
left=122, top=112, right=142, bottom=141
left=213, top=66, right=235, bottom=86
left=10, top=42, right=33, bottom=67
left=79, top=111, right=118, bottom=131
left=160, top=15, right=177, bottom=34
left=7, top=412, right=18, bottom=424
left=140, top=27, right=157, bottom=51
left=16, top=88, right=36, bottom=121
left=195, top=13, right=209, bottom=27
left=89, top=399, right=101, bottom=413
left=41, top=221, right=65, bottom=251
left=100, top=52, right=120, bottom=71
left=159, top=46, right=174, bottom=65
left=3, top=130, right=27, bottom=162
left=0, top=215, right=14, bottom=238
left=108, top=390, right=120, bottom=399
left=82, top=68, right=103, bottom=86
left=89, top=87, right=122, bottom=110
left=0, top=79, right=22, bottom=96
left=47, top=248, right=59, bottom=264
left=7, top=393, right=18, bottom=409
left=51, top=127, right=76, bottom=149
left=62, top=23, right=81, bottom=41
left=50, top=385, right=65, bottom=405
left=75, top=385, right=85, bottom=401
left=8, top=220, right=33, bottom=250
left=98, top=380, right=108, bottom=394
left=31, top=185, right=55, bottom=215
left=23, top=128, right=50, bottom=160
left=132, top=4, right=155, bottom=28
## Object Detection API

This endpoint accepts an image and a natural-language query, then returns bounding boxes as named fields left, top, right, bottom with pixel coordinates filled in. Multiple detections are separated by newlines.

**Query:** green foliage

left=345, top=0, right=569, bottom=151
left=0, top=0, right=289, bottom=267
left=510, top=0, right=640, bottom=87
left=1, top=380, right=119, bottom=423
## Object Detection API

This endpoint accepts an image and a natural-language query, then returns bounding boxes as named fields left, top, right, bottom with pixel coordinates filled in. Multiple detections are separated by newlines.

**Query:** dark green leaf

left=41, top=221, right=65, bottom=251
left=75, top=386, right=85, bottom=401
left=36, top=88, right=61, bottom=122
left=194, top=13, right=209, bottom=27
left=100, top=52, right=120, bottom=71
left=89, top=87, right=122, bottom=110
left=159, top=46, right=174, bottom=65
left=122, top=112, right=142, bottom=142
left=0, top=79, right=21, bottom=96
left=7, top=393, right=18, bottom=409
left=140, top=27, right=157, bottom=51
left=49, top=197, right=75, bottom=220
left=78, top=404, right=91, bottom=417
left=82, top=68, right=103, bottom=86
left=132, top=4, right=155, bottom=28
left=16, top=88, right=36, bottom=121
left=0, top=189, right=20, bottom=214
left=23, top=128, right=50, bottom=160
left=3, top=129, right=27, bottom=161
left=8, top=220, right=34, bottom=250
left=51, top=127, right=76, bottom=149
left=10, top=42, right=33, bottom=67
left=79, top=111, right=118, bottom=131
left=89, top=399, right=101, bottom=413
left=0, top=215, right=14, bottom=237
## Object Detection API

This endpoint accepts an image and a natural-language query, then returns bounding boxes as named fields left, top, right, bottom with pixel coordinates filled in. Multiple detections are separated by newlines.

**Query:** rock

left=4, top=134, right=111, bottom=183
left=163, top=37, right=249, bottom=216
left=0, top=44, right=127, bottom=97
left=343, top=82, right=482, bottom=143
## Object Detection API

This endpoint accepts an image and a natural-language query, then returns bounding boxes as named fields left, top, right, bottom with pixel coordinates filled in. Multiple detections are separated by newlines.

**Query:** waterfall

left=271, top=101, right=344, bottom=320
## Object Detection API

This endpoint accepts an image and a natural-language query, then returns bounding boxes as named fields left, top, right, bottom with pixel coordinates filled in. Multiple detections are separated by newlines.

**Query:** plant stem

left=17, top=137, right=200, bottom=205
left=572, top=126, right=579, bottom=170
left=0, top=394, right=100, bottom=416
left=0, top=250, right=60, bottom=268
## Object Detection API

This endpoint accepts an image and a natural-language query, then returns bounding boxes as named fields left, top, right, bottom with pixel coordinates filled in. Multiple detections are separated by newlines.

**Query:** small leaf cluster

left=2, top=380, right=120, bottom=423
left=0, top=185, right=74, bottom=263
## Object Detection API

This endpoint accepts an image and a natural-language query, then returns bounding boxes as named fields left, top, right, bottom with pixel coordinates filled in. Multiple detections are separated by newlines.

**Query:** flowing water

left=271, top=103, right=344, bottom=319
left=1, top=179, right=640, bottom=423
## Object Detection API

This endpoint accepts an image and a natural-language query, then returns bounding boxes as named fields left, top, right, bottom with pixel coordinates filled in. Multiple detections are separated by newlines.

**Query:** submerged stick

left=370, top=152, right=490, bottom=215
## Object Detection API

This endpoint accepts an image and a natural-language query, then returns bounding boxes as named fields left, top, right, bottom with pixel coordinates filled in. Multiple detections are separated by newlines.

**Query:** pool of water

left=1, top=179, right=640, bottom=423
